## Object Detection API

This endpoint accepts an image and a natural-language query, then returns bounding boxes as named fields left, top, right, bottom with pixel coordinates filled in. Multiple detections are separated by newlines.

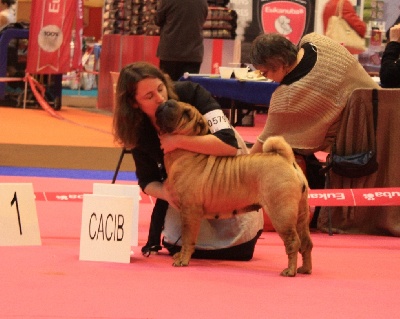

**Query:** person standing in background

left=0, top=0, right=16, bottom=32
left=380, top=21, right=400, bottom=88
left=385, top=15, right=400, bottom=41
left=323, top=0, right=366, bottom=38
left=155, top=0, right=208, bottom=81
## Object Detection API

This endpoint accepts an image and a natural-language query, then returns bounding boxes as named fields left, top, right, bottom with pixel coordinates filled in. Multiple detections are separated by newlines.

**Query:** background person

left=0, top=0, right=15, bottom=32
left=249, top=32, right=379, bottom=227
left=322, top=0, right=366, bottom=38
left=385, top=15, right=400, bottom=41
left=380, top=21, right=400, bottom=88
left=154, top=0, right=208, bottom=81
left=113, top=62, right=263, bottom=259
left=249, top=32, right=379, bottom=155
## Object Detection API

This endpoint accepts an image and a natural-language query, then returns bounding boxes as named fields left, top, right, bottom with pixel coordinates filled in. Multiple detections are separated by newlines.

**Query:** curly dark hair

left=250, top=33, right=298, bottom=71
left=112, top=62, right=178, bottom=148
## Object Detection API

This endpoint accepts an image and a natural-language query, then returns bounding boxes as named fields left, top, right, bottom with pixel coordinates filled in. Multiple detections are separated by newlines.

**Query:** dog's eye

left=183, top=109, right=191, bottom=119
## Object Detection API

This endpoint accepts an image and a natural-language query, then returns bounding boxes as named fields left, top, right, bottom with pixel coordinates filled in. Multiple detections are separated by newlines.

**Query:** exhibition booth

left=0, top=0, right=396, bottom=113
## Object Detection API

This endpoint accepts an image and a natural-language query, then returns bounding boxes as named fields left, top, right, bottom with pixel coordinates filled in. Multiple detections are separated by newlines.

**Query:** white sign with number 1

left=0, top=183, right=41, bottom=246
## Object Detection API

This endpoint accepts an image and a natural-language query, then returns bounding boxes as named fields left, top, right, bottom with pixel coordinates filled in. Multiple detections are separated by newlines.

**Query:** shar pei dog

left=155, top=99, right=313, bottom=276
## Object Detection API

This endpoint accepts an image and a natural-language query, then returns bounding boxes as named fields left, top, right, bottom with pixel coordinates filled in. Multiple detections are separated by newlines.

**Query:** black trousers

left=145, top=198, right=169, bottom=246
left=159, top=60, right=201, bottom=81
left=163, top=230, right=263, bottom=261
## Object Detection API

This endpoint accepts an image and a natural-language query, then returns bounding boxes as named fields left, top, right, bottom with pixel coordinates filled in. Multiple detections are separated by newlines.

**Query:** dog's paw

left=172, top=261, right=189, bottom=267
left=280, top=268, right=296, bottom=277
left=297, top=266, right=312, bottom=274
left=172, top=252, right=181, bottom=261
left=172, top=252, right=189, bottom=267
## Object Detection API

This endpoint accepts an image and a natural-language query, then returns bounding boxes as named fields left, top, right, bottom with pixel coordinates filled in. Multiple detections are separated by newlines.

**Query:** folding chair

left=112, top=148, right=132, bottom=183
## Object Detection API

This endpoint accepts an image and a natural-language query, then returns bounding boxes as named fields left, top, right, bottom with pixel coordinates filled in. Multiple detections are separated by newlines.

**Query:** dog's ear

left=180, top=102, right=209, bottom=135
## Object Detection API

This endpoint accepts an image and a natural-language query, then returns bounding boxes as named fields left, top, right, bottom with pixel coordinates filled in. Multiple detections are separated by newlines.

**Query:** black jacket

left=132, top=81, right=237, bottom=192
left=155, top=0, right=208, bottom=62
left=380, top=41, right=400, bottom=88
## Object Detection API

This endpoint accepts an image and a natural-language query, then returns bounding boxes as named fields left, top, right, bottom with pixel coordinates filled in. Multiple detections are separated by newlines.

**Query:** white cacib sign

left=79, top=184, right=139, bottom=263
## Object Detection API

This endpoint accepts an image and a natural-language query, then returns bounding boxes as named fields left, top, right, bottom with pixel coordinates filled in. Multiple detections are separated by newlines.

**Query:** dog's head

left=156, top=99, right=209, bottom=136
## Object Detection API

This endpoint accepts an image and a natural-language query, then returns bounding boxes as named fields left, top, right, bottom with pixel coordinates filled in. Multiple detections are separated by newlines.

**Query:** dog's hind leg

left=172, top=207, right=202, bottom=267
left=277, top=228, right=301, bottom=277
left=296, top=196, right=313, bottom=274
left=266, top=204, right=301, bottom=277
left=297, top=236, right=312, bottom=274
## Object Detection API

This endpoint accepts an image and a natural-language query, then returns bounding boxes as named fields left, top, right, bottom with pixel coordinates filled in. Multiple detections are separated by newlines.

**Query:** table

left=180, top=75, right=279, bottom=125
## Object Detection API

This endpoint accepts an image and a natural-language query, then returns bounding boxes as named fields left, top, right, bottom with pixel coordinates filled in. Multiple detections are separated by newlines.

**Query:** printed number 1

left=10, top=192, right=23, bottom=235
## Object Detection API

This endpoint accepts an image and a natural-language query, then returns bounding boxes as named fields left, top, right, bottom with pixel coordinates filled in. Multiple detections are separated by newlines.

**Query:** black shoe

left=141, top=244, right=162, bottom=257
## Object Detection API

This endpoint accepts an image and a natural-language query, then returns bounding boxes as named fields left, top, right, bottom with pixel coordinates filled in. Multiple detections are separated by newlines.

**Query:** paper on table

left=238, top=72, right=273, bottom=82
left=183, top=72, right=214, bottom=79
left=182, top=72, right=273, bottom=82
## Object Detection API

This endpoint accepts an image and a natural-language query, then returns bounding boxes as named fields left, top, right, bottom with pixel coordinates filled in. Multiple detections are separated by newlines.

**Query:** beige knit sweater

left=258, top=32, right=380, bottom=155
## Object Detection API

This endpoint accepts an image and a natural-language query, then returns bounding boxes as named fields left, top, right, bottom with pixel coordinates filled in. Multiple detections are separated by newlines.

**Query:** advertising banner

left=26, top=0, right=83, bottom=74
left=33, top=188, right=400, bottom=207
left=257, top=0, right=314, bottom=44
left=241, top=0, right=315, bottom=63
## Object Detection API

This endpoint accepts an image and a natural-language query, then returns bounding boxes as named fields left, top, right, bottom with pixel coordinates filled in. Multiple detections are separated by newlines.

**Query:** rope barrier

left=0, top=77, right=25, bottom=82
left=26, top=73, right=64, bottom=120
left=0, top=74, right=63, bottom=119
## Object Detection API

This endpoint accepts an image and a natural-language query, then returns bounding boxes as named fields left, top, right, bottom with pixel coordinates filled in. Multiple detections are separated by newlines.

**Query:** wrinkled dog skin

left=155, top=99, right=313, bottom=276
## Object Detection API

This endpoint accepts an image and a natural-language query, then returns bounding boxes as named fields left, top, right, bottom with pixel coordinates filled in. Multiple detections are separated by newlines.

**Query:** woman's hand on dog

left=159, top=134, right=181, bottom=153
left=160, top=134, right=238, bottom=156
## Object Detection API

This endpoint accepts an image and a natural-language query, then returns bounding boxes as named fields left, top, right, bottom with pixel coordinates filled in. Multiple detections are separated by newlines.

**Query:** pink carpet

left=1, top=175, right=399, bottom=318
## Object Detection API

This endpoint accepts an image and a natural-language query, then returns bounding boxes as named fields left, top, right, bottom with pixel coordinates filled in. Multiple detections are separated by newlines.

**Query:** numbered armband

left=203, top=109, right=231, bottom=134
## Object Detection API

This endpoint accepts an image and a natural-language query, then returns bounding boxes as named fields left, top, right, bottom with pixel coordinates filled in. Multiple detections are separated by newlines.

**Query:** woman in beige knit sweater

left=249, top=32, right=379, bottom=156
left=249, top=32, right=380, bottom=227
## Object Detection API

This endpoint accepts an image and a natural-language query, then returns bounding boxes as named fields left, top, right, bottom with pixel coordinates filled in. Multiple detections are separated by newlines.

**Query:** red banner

left=73, top=0, right=84, bottom=71
left=308, top=188, right=400, bottom=206
left=26, top=0, right=83, bottom=74
left=34, top=188, right=400, bottom=207
left=211, top=39, right=224, bottom=74
left=34, top=191, right=153, bottom=204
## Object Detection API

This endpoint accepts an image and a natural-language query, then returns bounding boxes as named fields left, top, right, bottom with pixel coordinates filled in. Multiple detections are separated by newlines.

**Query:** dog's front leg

left=172, top=207, right=202, bottom=267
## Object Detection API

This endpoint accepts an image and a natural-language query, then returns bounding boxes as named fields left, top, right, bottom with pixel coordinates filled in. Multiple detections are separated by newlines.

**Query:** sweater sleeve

left=379, top=42, right=400, bottom=88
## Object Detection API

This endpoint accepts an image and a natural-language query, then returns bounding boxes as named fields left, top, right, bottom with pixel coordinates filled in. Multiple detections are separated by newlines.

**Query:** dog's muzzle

left=155, top=99, right=178, bottom=133
left=155, top=100, right=170, bottom=117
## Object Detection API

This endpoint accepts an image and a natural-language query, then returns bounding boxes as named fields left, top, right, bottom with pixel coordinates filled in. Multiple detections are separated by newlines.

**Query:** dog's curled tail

left=262, top=136, right=295, bottom=163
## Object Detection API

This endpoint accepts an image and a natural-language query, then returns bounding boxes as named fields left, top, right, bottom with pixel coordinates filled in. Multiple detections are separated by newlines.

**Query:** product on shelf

left=102, top=0, right=237, bottom=39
